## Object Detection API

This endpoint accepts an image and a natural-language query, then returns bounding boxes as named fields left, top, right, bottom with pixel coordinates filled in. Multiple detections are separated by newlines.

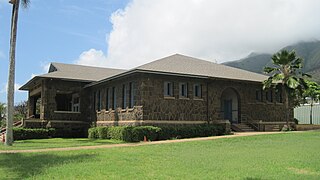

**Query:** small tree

left=303, top=80, right=320, bottom=124
left=263, top=50, right=309, bottom=130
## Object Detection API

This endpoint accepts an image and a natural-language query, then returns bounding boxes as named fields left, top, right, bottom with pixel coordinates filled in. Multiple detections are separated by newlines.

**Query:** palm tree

left=5, top=0, right=30, bottom=146
left=263, top=50, right=309, bottom=130
left=303, top=80, right=320, bottom=124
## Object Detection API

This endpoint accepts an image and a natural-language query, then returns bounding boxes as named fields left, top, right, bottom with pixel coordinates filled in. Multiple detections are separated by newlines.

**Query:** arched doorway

left=221, top=88, right=240, bottom=124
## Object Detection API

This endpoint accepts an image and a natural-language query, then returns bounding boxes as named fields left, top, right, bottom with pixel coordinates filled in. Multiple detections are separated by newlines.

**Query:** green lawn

left=0, top=131, right=320, bottom=179
left=0, top=138, right=123, bottom=150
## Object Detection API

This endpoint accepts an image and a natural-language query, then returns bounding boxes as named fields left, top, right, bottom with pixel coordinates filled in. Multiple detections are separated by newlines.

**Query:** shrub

left=13, top=128, right=55, bottom=140
left=88, top=127, right=99, bottom=139
left=87, top=124, right=227, bottom=142
left=158, top=124, right=226, bottom=140
left=131, top=126, right=161, bottom=142
left=97, top=127, right=109, bottom=139
left=107, top=126, right=133, bottom=142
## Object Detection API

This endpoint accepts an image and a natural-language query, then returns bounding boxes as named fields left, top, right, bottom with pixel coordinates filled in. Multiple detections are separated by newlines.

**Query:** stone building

left=20, top=54, right=293, bottom=135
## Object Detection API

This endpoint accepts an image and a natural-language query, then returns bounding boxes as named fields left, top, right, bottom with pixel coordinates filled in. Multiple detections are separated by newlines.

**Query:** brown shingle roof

left=135, top=54, right=268, bottom=82
left=21, top=54, right=268, bottom=90
left=87, top=54, right=268, bottom=88
left=43, top=62, right=126, bottom=81
left=20, top=63, right=126, bottom=90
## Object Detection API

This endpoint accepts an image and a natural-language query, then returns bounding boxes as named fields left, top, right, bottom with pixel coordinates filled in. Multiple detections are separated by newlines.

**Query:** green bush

left=88, top=127, right=99, bottom=139
left=131, top=126, right=161, bottom=142
left=13, top=128, right=55, bottom=140
left=107, top=126, right=133, bottom=142
left=158, top=124, right=226, bottom=140
left=97, top=127, right=109, bottom=139
left=88, top=124, right=227, bottom=142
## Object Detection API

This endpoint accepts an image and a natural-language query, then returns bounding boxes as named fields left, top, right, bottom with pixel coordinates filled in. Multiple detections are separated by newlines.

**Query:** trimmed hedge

left=88, top=127, right=99, bottom=139
left=131, top=126, right=161, bottom=142
left=158, top=124, right=226, bottom=140
left=13, top=128, right=55, bottom=140
left=88, top=126, right=161, bottom=142
left=88, top=124, right=226, bottom=142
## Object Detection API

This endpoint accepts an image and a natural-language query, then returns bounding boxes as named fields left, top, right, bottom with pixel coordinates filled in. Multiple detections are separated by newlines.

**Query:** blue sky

left=1, top=0, right=320, bottom=104
left=0, top=0, right=130, bottom=103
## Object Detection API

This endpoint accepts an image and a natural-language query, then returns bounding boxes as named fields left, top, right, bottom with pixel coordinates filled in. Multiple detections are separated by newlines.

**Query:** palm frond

left=263, top=66, right=278, bottom=74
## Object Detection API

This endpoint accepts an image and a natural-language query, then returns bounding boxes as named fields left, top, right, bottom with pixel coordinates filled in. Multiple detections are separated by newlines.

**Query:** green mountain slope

left=224, top=41, right=320, bottom=82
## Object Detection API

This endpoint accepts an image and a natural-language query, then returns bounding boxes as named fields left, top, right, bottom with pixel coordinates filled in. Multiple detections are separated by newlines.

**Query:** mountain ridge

left=223, top=41, right=320, bottom=82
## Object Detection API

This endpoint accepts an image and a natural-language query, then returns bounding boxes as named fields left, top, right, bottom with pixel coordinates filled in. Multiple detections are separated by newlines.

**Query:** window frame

left=106, top=88, right=110, bottom=110
left=72, top=93, right=80, bottom=112
left=164, top=81, right=174, bottom=97
left=129, top=82, right=134, bottom=108
left=179, top=82, right=188, bottom=98
left=122, top=84, right=127, bottom=108
left=255, top=89, right=263, bottom=102
left=193, top=83, right=202, bottom=99
left=112, top=87, right=116, bottom=110
left=97, top=90, right=102, bottom=111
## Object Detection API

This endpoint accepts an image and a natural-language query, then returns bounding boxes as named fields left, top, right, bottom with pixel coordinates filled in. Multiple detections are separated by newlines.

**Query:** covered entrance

left=221, top=88, right=240, bottom=124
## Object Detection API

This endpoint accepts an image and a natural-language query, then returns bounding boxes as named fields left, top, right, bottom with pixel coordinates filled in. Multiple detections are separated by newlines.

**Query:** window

left=276, top=87, right=283, bottom=103
left=266, top=90, right=273, bottom=102
left=97, top=90, right=101, bottom=111
left=93, top=91, right=96, bottom=111
left=179, top=83, right=188, bottom=98
left=112, top=87, right=116, bottom=109
left=72, top=94, right=80, bottom=112
left=106, top=88, right=110, bottom=110
left=129, top=82, right=134, bottom=108
left=56, top=93, right=80, bottom=112
left=164, top=82, right=174, bottom=97
left=255, top=89, right=263, bottom=102
left=123, top=84, right=127, bottom=108
left=194, top=84, right=202, bottom=98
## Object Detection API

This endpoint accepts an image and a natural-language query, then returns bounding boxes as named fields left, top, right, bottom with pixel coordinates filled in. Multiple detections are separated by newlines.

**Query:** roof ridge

left=50, top=62, right=127, bottom=71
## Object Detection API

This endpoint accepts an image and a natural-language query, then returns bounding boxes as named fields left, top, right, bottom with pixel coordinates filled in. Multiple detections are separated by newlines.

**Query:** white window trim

left=164, top=81, right=174, bottom=97
left=179, top=82, right=188, bottom=98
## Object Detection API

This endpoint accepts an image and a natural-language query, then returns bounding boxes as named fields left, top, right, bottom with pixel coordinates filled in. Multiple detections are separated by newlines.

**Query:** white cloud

left=76, top=0, right=320, bottom=68
left=74, top=49, right=108, bottom=67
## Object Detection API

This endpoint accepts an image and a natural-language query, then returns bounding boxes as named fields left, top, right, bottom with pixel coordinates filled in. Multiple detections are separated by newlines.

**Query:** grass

left=0, top=138, right=123, bottom=150
left=0, top=131, right=320, bottom=179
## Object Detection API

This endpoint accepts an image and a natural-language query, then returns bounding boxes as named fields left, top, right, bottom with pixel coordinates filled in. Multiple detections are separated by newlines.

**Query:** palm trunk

left=5, top=0, right=20, bottom=146
left=284, top=86, right=290, bottom=130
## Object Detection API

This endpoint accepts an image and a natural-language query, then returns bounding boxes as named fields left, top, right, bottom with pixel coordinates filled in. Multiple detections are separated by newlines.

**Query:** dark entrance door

left=224, top=99, right=232, bottom=122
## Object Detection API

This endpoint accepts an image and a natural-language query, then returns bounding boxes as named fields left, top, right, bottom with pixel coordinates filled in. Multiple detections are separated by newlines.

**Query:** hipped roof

left=20, top=54, right=268, bottom=90
left=19, top=63, right=125, bottom=90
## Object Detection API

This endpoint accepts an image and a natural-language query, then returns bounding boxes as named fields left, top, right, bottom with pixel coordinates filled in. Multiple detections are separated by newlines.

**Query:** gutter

left=85, top=69, right=265, bottom=89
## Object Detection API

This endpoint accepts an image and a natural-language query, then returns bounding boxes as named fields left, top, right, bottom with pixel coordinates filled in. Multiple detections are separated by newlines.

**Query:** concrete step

left=232, top=123, right=256, bottom=132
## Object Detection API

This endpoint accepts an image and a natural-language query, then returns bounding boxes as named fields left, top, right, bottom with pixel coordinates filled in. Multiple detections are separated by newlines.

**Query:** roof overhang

left=85, top=69, right=265, bottom=88
left=19, top=76, right=95, bottom=91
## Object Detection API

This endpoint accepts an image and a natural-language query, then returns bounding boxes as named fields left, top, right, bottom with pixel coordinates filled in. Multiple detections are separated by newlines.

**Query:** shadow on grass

left=0, top=153, right=96, bottom=179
